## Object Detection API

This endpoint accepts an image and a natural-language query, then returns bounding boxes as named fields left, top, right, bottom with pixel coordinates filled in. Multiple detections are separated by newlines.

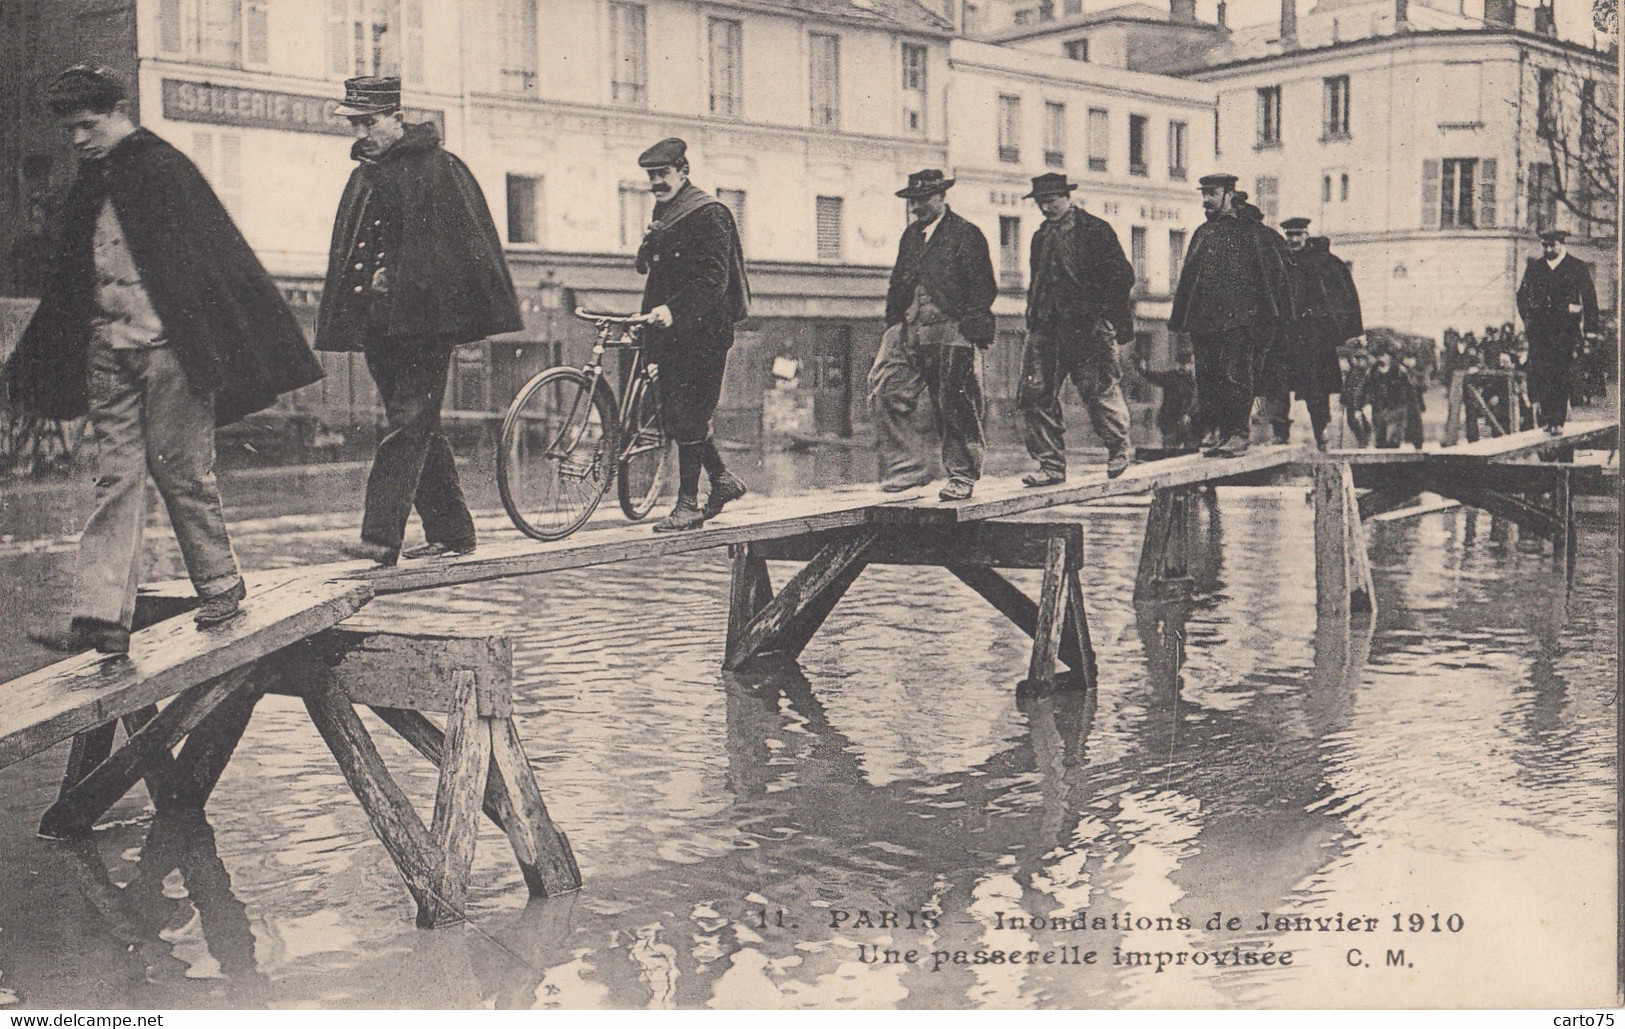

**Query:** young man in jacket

left=12, top=67, right=323, bottom=654
left=317, top=77, right=523, bottom=565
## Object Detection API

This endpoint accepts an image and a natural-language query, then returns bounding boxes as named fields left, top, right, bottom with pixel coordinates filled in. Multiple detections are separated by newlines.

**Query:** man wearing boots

left=633, top=137, right=751, bottom=531
left=1169, top=174, right=1294, bottom=458
left=1263, top=219, right=1361, bottom=450
left=1017, top=173, right=1136, bottom=484
left=1516, top=229, right=1598, bottom=434
left=871, top=169, right=997, bottom=501
left=317, top=76, right=523, bottom=565
left=12, top=67, right=323, bottom=655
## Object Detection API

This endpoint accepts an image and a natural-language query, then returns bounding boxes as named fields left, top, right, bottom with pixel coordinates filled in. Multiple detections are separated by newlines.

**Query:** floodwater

left=0, top=453, right=1615, bottom=1009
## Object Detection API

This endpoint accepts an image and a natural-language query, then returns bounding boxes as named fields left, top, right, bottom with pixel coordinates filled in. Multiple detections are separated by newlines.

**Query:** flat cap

left=638, top=137, right=688, bottom=169
left=1197, top=172, right=1238, bottom=190
left=1538, top=228, right=1568, bottom=242
left=1280, top=216, right=1311, bottom=231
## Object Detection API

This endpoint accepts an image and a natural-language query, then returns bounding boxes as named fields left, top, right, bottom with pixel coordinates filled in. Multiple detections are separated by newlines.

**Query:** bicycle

left=497, top=308, right=674, bottom=541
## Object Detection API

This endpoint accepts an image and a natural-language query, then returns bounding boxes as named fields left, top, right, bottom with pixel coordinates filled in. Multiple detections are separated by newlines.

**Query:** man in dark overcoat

left=1017, top=173, right=1136, bottom=484
left=9, top=67, right=322, bottom=654
left=316, top=77, right=522, bottom=564
left=1515, top=229, right=1599, bottom=433
left=1169, top=174, right=1294, bottom=458
left=870, top=169, right=997, bottom=500
left=632, top=138, right=751, bottom=531
left=1263, top=219, right=1360, bottom=450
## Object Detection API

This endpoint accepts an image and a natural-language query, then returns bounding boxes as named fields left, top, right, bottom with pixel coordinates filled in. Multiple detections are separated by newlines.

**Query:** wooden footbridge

left=0, top=420, right=1611, bottom=927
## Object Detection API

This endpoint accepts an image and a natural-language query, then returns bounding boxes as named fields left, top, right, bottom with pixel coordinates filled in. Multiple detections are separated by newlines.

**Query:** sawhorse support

left=725, top=521, right=1097, bottom=690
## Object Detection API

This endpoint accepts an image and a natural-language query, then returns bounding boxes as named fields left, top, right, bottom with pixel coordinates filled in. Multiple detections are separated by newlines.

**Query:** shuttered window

left=326, top=0, right=415, bottom=81
left=999, top=216, right=1022, bottom=288
left=809, top=33, right=840, bottom=130
left=709, top=18, right=743, bottom=117
left=901, top=43, right=928, bottom=136
left=499, top=0, right=539, bottom=94
left=1044, top=102, right=1065, bottom=167
left=1440, top=158, right=1477, bottom=228
left=244, top=1, right=269, bottom=66
left=1168, top=229, right=1186, bottom=291
left=1087, top=107, right=1108, bottom=171
left=718, top=188, right=746, bottom=247
left=1254, top=175, right=1279, bottom=224
left=1130, top=226, right=1148, bottom=289
left=158, top=0, right=253, bottom=67
left=815, top=196, right=843, bottom=261
left=609, top=2, right=647, bottom=105
left=506, top=175, right=542, bottom=244
left=997, top=94, right=1020, bottom=163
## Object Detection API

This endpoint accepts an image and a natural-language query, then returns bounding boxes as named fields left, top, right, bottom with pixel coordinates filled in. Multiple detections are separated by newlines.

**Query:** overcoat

left=1287, top=238, right=1360, bottom=396
left=7, top=129, right=322, bottom=425
left=1515, top=254, right=1598, bottom=402
left=316, top=123, right=522, bottom=351
left=636, top=183, right=750, bottom=351
left=885, top=207, right=998, bottom=347
left=1025, top=206, right=1134, bottom=341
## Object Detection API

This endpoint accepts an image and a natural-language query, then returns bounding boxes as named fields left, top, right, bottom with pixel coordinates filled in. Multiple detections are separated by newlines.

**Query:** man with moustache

left=870, top=169, right=997, bottom=500
left=1515, top=228, right=1599, bottom=434
left=1261, top=218, right=1360, bottom=451
left=633, top=137, right=751, bottom=531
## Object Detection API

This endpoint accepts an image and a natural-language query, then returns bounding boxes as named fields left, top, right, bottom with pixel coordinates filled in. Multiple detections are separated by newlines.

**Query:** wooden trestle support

left=724, top=520, right=1098, bottom=690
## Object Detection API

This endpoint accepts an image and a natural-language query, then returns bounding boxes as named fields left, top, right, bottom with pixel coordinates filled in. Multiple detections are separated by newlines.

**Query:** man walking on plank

left=11, top=67, right=322, bottom=655
left=1261, top=218, right=1361, bottom=451
left=1516, top=228, right=1599, bottom=435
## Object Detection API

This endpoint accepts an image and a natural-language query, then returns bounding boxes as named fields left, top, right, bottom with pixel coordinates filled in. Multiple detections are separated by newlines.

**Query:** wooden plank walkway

left=1326, top=420, right=1615, bottom=465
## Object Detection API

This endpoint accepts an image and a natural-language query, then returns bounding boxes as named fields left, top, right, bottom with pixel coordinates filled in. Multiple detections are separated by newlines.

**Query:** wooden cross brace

left=725, top=521, right=1097, bottom=690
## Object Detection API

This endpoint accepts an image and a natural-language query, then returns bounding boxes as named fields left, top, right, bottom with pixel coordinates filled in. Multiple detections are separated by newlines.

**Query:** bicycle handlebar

left=575, top=307, right=654, bottom=325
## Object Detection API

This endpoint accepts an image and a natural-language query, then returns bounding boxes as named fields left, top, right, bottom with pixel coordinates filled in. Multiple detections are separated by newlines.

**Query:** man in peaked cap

left=1168, top=172, right=1294, bottom=457
left=317, top=75, right=523, bottom=565
left=1259, top=217, right=1360, bottom=450
left=1515, top=228, right=1598, bottom=434
left=12, top=66, right=323, bottom=654
left=1017, top=172, right=1136, bottom=485
left=633, top=136, right=752, bottom=531
left=869, top=168, right=997, bottom=500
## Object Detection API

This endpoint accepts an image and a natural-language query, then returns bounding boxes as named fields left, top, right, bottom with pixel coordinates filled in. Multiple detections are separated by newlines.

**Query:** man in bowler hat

left=633, top=137, right=751, bottom=531
left=317, top=76, right=523, bottom=565
left=12, top=67, right=322, bottom=654
left=1516, top=229, right=1598, bottom=434
left=870, top=169, right=997, bottom=500
left=1017, top=172, right=1136, bottom=484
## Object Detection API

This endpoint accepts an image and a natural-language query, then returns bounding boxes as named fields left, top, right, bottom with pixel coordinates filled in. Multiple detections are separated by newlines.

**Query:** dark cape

left=1287, top=238, right=1361, bottom=396
left=316, top=123, right=522, bottom=351
left=885, top=207, right=998, bottom=347
left=1516, top=253, right=1599, bottom=417
left=636, top=181, right=751, bottom=347
left=7, top=128, right=322, bottom=425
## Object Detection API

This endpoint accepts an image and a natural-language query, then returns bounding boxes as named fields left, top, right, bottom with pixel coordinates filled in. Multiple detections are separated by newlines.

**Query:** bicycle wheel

left=498, top=367, right=618, bottom=541
left=616, top=369, right=672, bottom=520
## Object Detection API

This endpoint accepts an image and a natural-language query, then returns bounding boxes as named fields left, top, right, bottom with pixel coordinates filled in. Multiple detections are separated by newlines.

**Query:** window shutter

left=327, top=0, right=351, bottom=77
left=1477, top=158, right=1497, bottom=228
left=402, top=0, right=423, bottom=86
left=158, top=0, right=182, bottom=53
left=245, top=1, right=270, bottom=66
left=1421, top=159, right=1440, bottom=229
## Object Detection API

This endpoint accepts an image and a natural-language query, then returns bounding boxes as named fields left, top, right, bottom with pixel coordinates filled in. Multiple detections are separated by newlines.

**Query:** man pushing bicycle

left=634, top=137, right=752, bottom=532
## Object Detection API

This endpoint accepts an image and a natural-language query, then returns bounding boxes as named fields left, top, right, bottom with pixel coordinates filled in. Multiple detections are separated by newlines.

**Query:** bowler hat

left=638, top=137, right=688, bottom=169
left=1023, top=172, right=1078, bottom=199
left=334, top=76, right=401, bottom=117
left=896, top=169, right=956, bottom=199
left=1197, top=172, right=1238, bottom=190
left=1280, top=216, right=1311, bottom=231
left=1538, top=228, right=1568, bottom=242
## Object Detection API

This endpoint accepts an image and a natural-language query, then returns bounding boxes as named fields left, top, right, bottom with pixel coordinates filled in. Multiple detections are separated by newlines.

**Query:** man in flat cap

left=317, top=76, right=522, bottom=565
left=1017, top=172, right=1136, bottom=485
left=633, top=137, right=751, bottom=531
left=1169, top=173, right=1294, bottom=457
left=870, top=169, right=997, bottom=500
left=10, top=66, right=322, bottom=654
left=1516, top=228, right=1598, bottom=434
left=1260, top=217, right=1361, bottom=450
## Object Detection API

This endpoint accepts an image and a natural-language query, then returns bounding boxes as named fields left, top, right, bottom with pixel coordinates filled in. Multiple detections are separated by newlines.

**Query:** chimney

left=1171, top=0, right=1196, bottom=24
left=1216, top=2, right=1227, bottom=27
left=1533, top=0, right=1556, bottom=34
left=1482, top=0, right=1515, bottom=25
left=1280, top=0, right=1298, bottom=45
left=1395, top=0, right=1408, bottom=28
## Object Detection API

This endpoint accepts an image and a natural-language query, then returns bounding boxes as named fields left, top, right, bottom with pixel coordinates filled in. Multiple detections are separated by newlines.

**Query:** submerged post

left=1313, top=462, right=1376, bottom=621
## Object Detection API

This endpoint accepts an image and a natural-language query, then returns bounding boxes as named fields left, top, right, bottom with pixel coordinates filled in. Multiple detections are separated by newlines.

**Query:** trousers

left=869, top=320, right=984, bottom=484
left=360, top=339, right=475, bottom=551
left=1018, top=321, right=1131, bottom=474
left=73, top=333, right=240, bottom=629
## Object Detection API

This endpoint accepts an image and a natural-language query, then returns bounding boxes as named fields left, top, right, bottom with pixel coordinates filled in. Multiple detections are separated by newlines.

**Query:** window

left=1214, top=106, right=1221, bottom=156
left=618, top=182, right=653, bottom=250
left=1168, top=229, right=1186, bottom=291
left=451, top=349, right=490, bottom=412
left=1323, top=75, right=1350, bottom=137
left=326, top=0, right=420, bottom=82
left=997, top=94, right=1021, bottom=163
left=1064, top=38, right=1089, bottom=61
left=1438, top=62, right=1482, bottom=125
left=1536, top=67, right=1557, bottom=139
left=708, top=18, right=743, bottom=117
left=1340, top=173, right=1349, bottom=201
left=1580, top=79, right=1596, bottom=143
left=160, top=0, right=266, bottom=67
left=718, top=188, right=746, bottom=245
left=1130, top=226, right=1148, bottom=290
left=1254, top=175, right=1279, bottom=223
left=1527, top=162, right=1557, bottom=230
left=499, top=0, right=538, bottom=94
left=901, top=43, right=928, bottom=136
left=1013, top=9, right=1032, bottom=24
left=189, top=130, right=242, bottom=218
left=1167, top=120, right=1187, bottom=179
left=1128, top=114, right=1148, bottom=176
left=1438, top=158, right=1476, bottom=227
left=999, top=217, right=1022, bottom=289
left=1087, top=107, right=1108, bottom=172
left=506, top=174, right=541, bottom=244
left=1063, top=0, right=1083, bottom=12
left=810, top=33, right=841, bottom=130
left=1257, top=86, right=1282, bottom=146
left=609, top=2, right=647, bottom=106
left=815, top=196, right=843, bottom=260
left=1044, top=102, right=1066, bottom=167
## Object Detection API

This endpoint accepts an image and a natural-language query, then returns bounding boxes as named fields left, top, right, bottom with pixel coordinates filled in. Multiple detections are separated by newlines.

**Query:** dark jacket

left=1025, top=206, right=1134, bottom=341
left=1169, top=201, right=1294, bottom=336
left=1356, top=363, right=1420, bottom=413
left=885, top=207, right=998, bottom=348
left=317, top=123, right=522, bottom=351
left=1287, top=238, right=1360, bottom=395
left=1516, top=254, right=1598, bottom=347
left=7, top=128, right=322, bottom=425
left=637, top=182, right=750, bottom=350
